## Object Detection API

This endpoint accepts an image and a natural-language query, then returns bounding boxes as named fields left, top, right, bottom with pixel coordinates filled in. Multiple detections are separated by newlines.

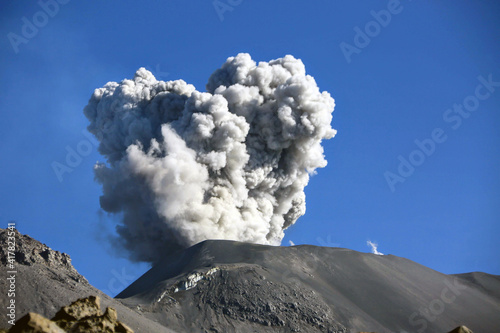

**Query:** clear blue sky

left=1, top=1, right=499, bottom=296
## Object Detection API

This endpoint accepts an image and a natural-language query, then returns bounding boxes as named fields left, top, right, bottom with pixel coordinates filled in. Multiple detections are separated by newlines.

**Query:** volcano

left=115, top=240, right=500, bottom=332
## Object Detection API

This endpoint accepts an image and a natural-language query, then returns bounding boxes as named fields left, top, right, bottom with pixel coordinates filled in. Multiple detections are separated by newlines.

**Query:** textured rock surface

left=0, top=228, right=82, bottom=281
left=52, top=296, right=103, bottom=329
left=8, top=312, right=65, bottom=333
left=6, top=296, right=133, bottom=333
left=448, top=326, right=474, bottom=333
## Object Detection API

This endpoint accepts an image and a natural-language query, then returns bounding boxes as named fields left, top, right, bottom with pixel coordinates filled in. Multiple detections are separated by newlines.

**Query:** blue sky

left=1, top=1, right=499, bottom=296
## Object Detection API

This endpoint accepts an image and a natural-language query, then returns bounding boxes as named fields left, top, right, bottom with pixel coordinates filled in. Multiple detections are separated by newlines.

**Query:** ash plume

left=84, top=53, right=336, bottom=262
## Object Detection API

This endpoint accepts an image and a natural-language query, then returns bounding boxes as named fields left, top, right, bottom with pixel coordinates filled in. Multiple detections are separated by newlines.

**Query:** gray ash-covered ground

left=117, top=240, right=500, bottom=332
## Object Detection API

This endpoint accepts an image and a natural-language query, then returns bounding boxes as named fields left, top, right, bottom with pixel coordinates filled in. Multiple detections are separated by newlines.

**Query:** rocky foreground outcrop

left=2, top=296, right=133, bottom=333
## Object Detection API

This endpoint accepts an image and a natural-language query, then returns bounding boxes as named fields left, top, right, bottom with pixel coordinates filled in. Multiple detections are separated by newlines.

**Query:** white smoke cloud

left=367, top=240, right=383, bottom=255
left=289, top=240, right=295, bottom=246
left=84, top=53, right=336, bottom=263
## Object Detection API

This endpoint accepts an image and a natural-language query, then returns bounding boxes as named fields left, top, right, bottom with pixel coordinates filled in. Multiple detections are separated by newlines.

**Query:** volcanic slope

left=116, top=240, right=500, bottom=333
left=0, top=228, right=174, bottom=332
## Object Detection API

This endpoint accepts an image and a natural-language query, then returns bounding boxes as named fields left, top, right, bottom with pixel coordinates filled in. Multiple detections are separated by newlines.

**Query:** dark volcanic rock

left=0, top=228, right=174, bottom=332
left=0, top=228, right=80, bottom=280
left=117, top=240, right=500, bottom=333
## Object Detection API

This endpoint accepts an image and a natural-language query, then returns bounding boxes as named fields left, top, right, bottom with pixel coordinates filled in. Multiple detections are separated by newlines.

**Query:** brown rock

left=115, top=322, right=134, bottom=333
left=53, top=296, right=101, bottom=320
left=52, top=296, right=101, bottom=331
left=104, top=307, right=118, bottom=323
left=448, top=326, right=473, bottom=333
left=7, top=296, right=133, bottom=333
left=9, top=312, right=65, bottom=333
left=66, top=314, right=116, bottom=333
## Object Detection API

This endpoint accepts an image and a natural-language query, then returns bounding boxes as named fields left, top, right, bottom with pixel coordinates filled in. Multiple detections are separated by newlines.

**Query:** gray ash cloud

left=84, top=53, right=336, bottom=262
